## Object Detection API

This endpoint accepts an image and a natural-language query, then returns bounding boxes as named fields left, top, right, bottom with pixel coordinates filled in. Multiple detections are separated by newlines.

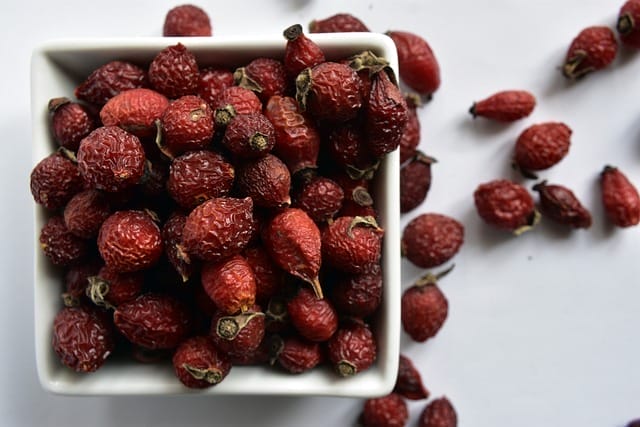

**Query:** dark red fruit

left=75, top=61, right=148, bottom=106
left=533, top=181, right=592, bottom=229
left=162, top=212, right=193, bottom=281
left=387, top=30, right=441, bottom=96
left=271, top=335, right=322, bottom=374
left=49, top=98, right=96, bottom=151
left=172, top=336, right=232, bottom=389
left=283, top=24, right=326, bottom=79
left=40, top=216, right=88, bottom=266
left=394, top=354, right=429, bottom=400
left=474, top=179, right=538, bottom=233
left=330, top=263, right=382, bottom=318
left=399, top=94, right=421, bottom=164
left=563, top=26, right=617, bottom=79
left=222, top=113, right=276, bottom=159
left=627, top=419, right=640, bottom=427
left=201, top=254, right=257, bottom=314
left=235, top=57, right=287, bottom=103
left=99, top=88, right=170, bottom=139
left=401, top=271, right=449, bottom=342
left=244, top=245, right=284, bottom=304
left=97, top=210, right=163, bottom=273
left=600, top=165, right=640, bottom=227
left=30, top=152, right=83, bottom=211
left=402, top=213, right=463, bottom=268
left=63, top=259, right=101, bottom=307
left=470, top=90, right=536, bottom=122
left=210, top=305, right=265, bottom=356
left=322, top=216, right=383, bottom=274
left=63, top=189, right=111, bottom=238
left=309, top=13, right=369, bottom=33
left=212, top=86, right=262, bottom=126
left=163, top=4, right=212, bottom=37
left=419, top=397, right=458, bottom=427
left=87, top=265, right=144, bottom=308
left=361, top=393, right=409, bottom=427
left=327, top=319, right=376, bottom=376
left=618, top=0, right=640, bottom=48
left=400, top=152, right=435, bottom=213
left=514, top=122, right=571, bottom=174
left=198, top=67, right=234, bottom=107
left=293, top=176, right=344, bottom=223
left=237, top=154, right=291, bottom=209
left=287, top=287, right=338, bottom=342
left=327, top=121, right=378, bottom=178
left=114, top=293, right=190, bottom=349
left=366, top=70, right=408, bottom=157
left=52, top=306, right=114, bottom=372
left=148, top=43, right=199, bottom=98
left=160, top=95, right=214, bottom=155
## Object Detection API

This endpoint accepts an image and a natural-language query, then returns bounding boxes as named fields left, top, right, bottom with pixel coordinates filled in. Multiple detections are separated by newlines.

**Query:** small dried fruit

left=49, top=98, right=97, bottom=151
left=234, top=57, right=287, bottom=103
left=533, top=181, right=592, bottom=229
left=160, top=95, right=214, bottom=155
left=63, top=189, right=111, bottom=238
left=327, top=319, right=376, bottom=376
left=469, top=90, right=536, bottom=122
left=283, top=24, right=326, bottom=79
left=237, top=154, right=291, bottom=209
left=618, top=0, right=640, bottom=48
left=163, top=4, right=212, bottom=37
left=474, top=179, right=539, bottom=233
left=87, top=266, right=144, bottom=308
left=63, top=259, right=101, bottom=307
left=360, top=393, right=409, bottom=427
left=212, top=86, right=262, bottom=126
left=402, top=213, right=463, bottom=268
left=600, top=165, right=640, bottom=227
left=399, top=94, right=421, bottom=164
left=222, top=113, right=276, bottom=159
left=402, top=270, right=450, bottom=342
left=201, top=254, right=257, bottom=314
left=172, top=336, right=232, bottom=389
left=148, top=43, right=199, bottom=98
left=309, top=13, right=369, bottom=33
left=30, top=152, right=83, bottom=211
left=293, top=176, right=344, bottom=223
left=198, top=67, right=234, bottom=107
left=400, top=152, right=436, bottom=213
left=75, top=61, right=148, bottom=106
left=287, top=287, right=338, bottom=342
left=244, top=245, right=284, bottom=304
left=514, top=122, right=571, bottom=175
left=394, top=354, right=429, bottom=400
left=40, top=216, right=88, bottom=266
left=100, top=88, right=170, bottom=139
left=271, top=335, right=322, bottom=374
left=563, top=26, right=618, bottom=79
left=210, top=305, right=265, bottom=356
left=162, top=212, right=193, bottom=282
left=418, top=397, right=458, bottom=427
left=327, top=121, right=378, bottom=178
left=321, top=216, right=383, bottom=274
left=330, top=263, right=382, bottom=318
left=387, top=30, right=440, bottom=96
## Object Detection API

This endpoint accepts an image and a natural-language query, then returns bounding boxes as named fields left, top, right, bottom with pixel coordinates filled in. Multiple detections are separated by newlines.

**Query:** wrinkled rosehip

left=618, top=0, right=640, bottom=48
left=283, top=24, right=326, bottom=79
left=201, top=254, right=257, bottom=314
left=360, top=393, right=409, bottom=427
left=287, top=287, right=338, bottom=342
left=293, top=176, right=344, bottom=223
left=160, top=95, right=214, bottom=155
left=563, top=26, right=617, bottom=80
left=400, top=152, right=435, bottom=213
left=394, top=354, right=429, bottom=400
left=244, top=245, right=284, bottom=304
left=198, top=67, right=234, bottom=107
left=87, top=265, right=144, bottom=308
left=330, top=263, right=382, bottom=318
left=387, top=30, right=441, bottom=96
left=601, top=165, right=640, bottom=227
left=399, top=94, right=421, bottom=164
left=40, top=216, right=88, bottom=266
left=322, top=216, right=383, bottom=274
left=162, top=212, right=193, bottom=282
left=271, top=335, right=322, bottom=374
left=222, top=113, right=276, bottom=160
left=474, top=179, right=539, bottom=234
left=402, top=213, right=464, bottom=268
left=163, top=4, right=212, bottom=37
left=49, top=98, right=97, bottom=151
left=63, top=259, right=102, bottom=307
left=75, top=60, right=148, bottom=106
left=327, top=319, right=376, bottom=376
left=402, top=271, right=449, bottom=342
left=309, top=13, right=369, bottom=33
left=210, top=305, right=265, bottom=357
left=533, top=181, right=592, bottom=229
left=63, top=189, right=111, bottom=238
left=419, top=397, right=458, bottom=427
left=212, top=86, right=262, bottom=126
left=234, top=57, right=287, bottom=103
left=148, top=43, right=199, bottom=98
left=100, top=88, right=170, bottom=139
left=30, top=152, right=83, bottom=211
left=237, top=154, right=291, bottom=209
left=172, top=336, right=232, bottom=389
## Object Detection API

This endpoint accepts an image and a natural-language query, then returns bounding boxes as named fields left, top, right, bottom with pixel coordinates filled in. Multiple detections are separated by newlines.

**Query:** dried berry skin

left=402, top=213, right=463, bottom=268
left=100, top=88, right=170, bottom=139
left=470, top=90, right=536, bottom=122
left=161, top=95, right=214, bottom=155
left=148, top=43, right=199, bottom=99
left=75, top=61, right=148, bottom=106
left=394, top=354, right=429, bottom=400
left=235, top=57, right=288, bottom=103
left=30, top=153, right=83, bottom=211
left=287, top=287, right=338, bottom=342
left=400, top=152, right=435, bottom=213
left=163, top=4, right=212, bottom=37
left=327, top=319, right=376, bottom=376
left=399, top=95, right=421, bottom=164
left=293, top=176, right=344, bottom=223
left=40, top=216, right=88, bottom=266
left=600, top=165, right=640, bottom=227
left=402, top=281, right=448, bottom=342
left=273, top=335, right=322, bottom=374
left=172, top=336, right=232, bottom=389
left=330, top=263, right=382, bottom=318
left=322, top=216, right=383, bottom=274
left=210, top=305, right=265, bottom=356
left=533, top=181, right=592, bottom=229
left=49, top=99, right=97, bottom=151
left=244, top=245, right=284, bottom=304
left=387, top=30, right=441, bottom=95
left=166, top=150, right=235, bottom=210
left=212, top=86, right=262, bottom=126
left=361, top=393, right=409, bottom=427
left=63, top=259, right=102, bottom=307
left=309, top=13, right=370, bottom=33
left=419, top=397, right=458, bottom=427
left=474, top=179, right=537, bottom=232
left=162, top=212, right=193, bottom=281
left=514, top=122, right=571, bottom=173
left=237, top=154, right=292, bottom=209
left=563, top=26, right=618, bottom=79
left=222, top=113, right=276, bottom=159
left=283, top=24, right=326, bottom=79
left=201, top=254, right=257, bottom=314
left=618, top=0, right=640, bottom=48
left=181, top=197, right=254, bottom=262
left=327, top=121, right=378, bottom=177
left=198, top=67, right=234, bottom=107
left=114, top=293, right=191, bottom=349
left=63, top=189, right=111, bottom=238
left=87, top=265, right=144, bottom=308
left=52, top=306, right=114, bottom=372
left=97, top=210, right=163, bottom=273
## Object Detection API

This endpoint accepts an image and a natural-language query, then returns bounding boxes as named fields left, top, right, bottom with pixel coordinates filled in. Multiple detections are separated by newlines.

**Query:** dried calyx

left=182, top=364, right=225, bottom=384
left=215, top=311, right=265, bottom=340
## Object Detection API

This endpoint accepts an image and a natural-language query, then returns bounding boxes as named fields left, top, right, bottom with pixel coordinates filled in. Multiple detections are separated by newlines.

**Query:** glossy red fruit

left=237, top=154, right=291, bottom=209
left=293, top=176, right=344, bottom=223
left=162, top=212, right=193, bottom=282
left=163, top=4, right=212, bottom=37
left=244, top=245, right=284, bottom=304
left=271, top=335, right=322, bottom=374
left=210, top=305, right=265, bottom=356
left=361, top=393, right=409, bottom=427
left=63, top=189, right=111, bottom=238
left=322, top=216, right=383, bottom=274
left=400, top=152, right=436, bottom=213
left=366, top=70, right=408, bottom=158
left=160, top=95, right=214, bottom=155
left=327, top=319, right=376, bottom=376
left=399, top=94, right=421, bottom=164
left=235, top=57, right=287, bottom=103
left=49, top=98, right=96, bottom=151
left=402, top=213, right=463, bottom=268
left=97, top=210, right=163, bottom=273
left=402, top=271, right=449, bottom=342
left=474, top=179, right=538, bottom=233
left=287, top=287, right=338, bottom=342
left=222, top=113, right=276, bottom=159
left=172, top=336, right=232, bottom=389
left=514, top=122, right=571, bottom=174
left=533, top=181, right=592, bottom=229
left=75, top=61, right=148, bottom=106
left=309, top=13, right=369, bottom=33
left=198, top=67, right=234, bottom=107
left=40, top=216, right=88, bottom=266
left=100, top=88, right=170, bottom=139
left=330, top=263, right=382, bottom=318
left=419, top=397, right=458, bottom=427
left=86, top=265, right=144, bottom=308
left=618, top=0, right=640, bottom=48
left=283, top=24, right=326, bottom=79
left=52, top=306, right=114, bottom=372
left=563, top=26, right=618, bottom=79
left=114, top=293, right=191, bottom=349
left=600, top=165, right=640, bottom=227
left=470, top=90, right=536, bottom=122
left=394, top=354, right=429, bottom=400
left=148, top=43, right=199, bottom=98
left=30, top=152, right=83, bottom=211
left=201, top=254, right=257, bottom=314
left=387, top=30, right=440, bottom=96
left=212, top=86, right=263, bottom=127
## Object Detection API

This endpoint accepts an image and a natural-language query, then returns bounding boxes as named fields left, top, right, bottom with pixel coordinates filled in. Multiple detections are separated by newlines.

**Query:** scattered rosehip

left=600, top=165, right=640, bottom=227
left=399, top=94, right=421, bottom=164
left=309, top=13, right=369, bottom=33
left=563, top=26, right=617, bottom=80
left=400, top=152, right=436, bottom=213
left=387, top=30, right=441, bottom=96
left=513, top=122, right=572, bottom=177
left=533, top=181, right=592, bottom=229
left=172, top=336, right=231, bottom=389
left=469, top=90, right=536, bottom=122
left=402, top=213, right=463, bottom=268
left=163, top=4, right=212, bottom=37
left=401, top=268, right=451, bottom=342
left=360, top=393, right=409, bottom=427
left=474, top=179, right=539, bottom=234
left=618, top=0, right=640, bottom=48
left=394, top=354, right=429, bottom=400
left=419, top=397, right=458, bottom=427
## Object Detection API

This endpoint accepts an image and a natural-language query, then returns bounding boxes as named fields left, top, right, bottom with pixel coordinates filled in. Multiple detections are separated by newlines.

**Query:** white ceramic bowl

left=31, top=33, right=401, bottom=396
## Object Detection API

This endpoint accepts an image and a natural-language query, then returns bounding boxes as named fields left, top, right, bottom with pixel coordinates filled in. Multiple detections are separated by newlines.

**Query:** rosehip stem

left=414, top=264, right=455, bottom=287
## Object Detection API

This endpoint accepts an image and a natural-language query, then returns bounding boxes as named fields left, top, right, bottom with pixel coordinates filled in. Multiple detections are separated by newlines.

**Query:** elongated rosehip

left=322, top=216, right=383, bottom=274
left=533, top=181, right=592, bottom=229
left=600, top=165, right=640, bottom=227
left=172, top=336, right=231, bottom=389
left=237, top=154, right=291, bottom=209
left=402, top=269, right=450, bottom=342
left=100, top=88, right=170, bottom=139
left=470, top=90, right=536, bottom=122
left=400, top=152, right=436, bottom=213
left=399, top=94, right=421, bottom=164
left=514, top=122, right=571, bottom=175
left=618, top=0, right=640, bottom=48
left=283, top=24, right=325, bottom=79
left=366, top=70, right=408, bottom=157
left=309, top=13, right=370, bottom=33
left=563, top=26, right=617, bottom=79
left=387, top=30, right=441, bottom=95
left=394, top=354, right=429, bottom=400
left=474, top=179, right=539, bottom=234
left=201, top=254, right=257, bottom=314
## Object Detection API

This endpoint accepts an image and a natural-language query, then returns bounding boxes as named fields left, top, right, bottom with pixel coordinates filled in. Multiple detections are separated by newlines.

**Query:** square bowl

left=31, top=33, right=401, bottom=396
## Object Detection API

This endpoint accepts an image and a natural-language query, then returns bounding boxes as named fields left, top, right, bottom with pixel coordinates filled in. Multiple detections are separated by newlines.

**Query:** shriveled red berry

left=100, top=88, right=170, bottom=139
left=618, top=0, right=640, bottom=48
left=387, top=30, right=441, bottom=96
left=160, top=95, right=214, bottom=155
left=327, top=121, right=378, bottom=178
left=402, top=213, right=463, bottom=268
left=30, top=152, right=83, bottom=211
left=63, top=259, right=101, bottom=307
left=201, top=254, right=257, bottom=314
left=399, top=94, right=421, bottom=164
left=181, top=197, right=254, bottom=262
left=563, top=26, right=618, bottom=79
left=210, top=305, right=265, bottom=356
left=237, top=154, right=291, bottom=209
left=222, top=113, right=276, bottom=159
left=244, top=245, right=284, bottom=304
left=198, top=67, right=234, bottom=108
left=52, top=306, right=114, bottom=372
left=172, top=336, right=231, bottom=389
left=514, top=122, right=572, bottom=174
left=402, top=276, right=448, bottom=342
left=271, top=335, right=322, bottom=374
left=229, top=336, right=270, bottom=366
left=474, top=179, right=538, bottom=233
left=235, top=57, right=287, bottom=103
left=533, top=181, right=592, bottom=229
left=166, top=150, right=235, bottom=209
left=327, top=319, right=376, bottom=376
left=394, top=354, right=429, bottom=400
left=600, top=165, right=640, bottom=227
left=401, top=152, right=436, bottom=213
left=86, top=265, right=144, bottom=308
left=361, top=393, right=409, bottom=427
left=163, top=4, right=212, bottom=37
left=293, top=176, right=344, bottom=223
left=97, top=210, right=163, bottom=272
left=162, top=212, right=193, bottom=281
left=419, top=397, right=458, bottom=427
left=148, top=43, right=199, bottom=98
left=63, top=189, right=111, bottom=238
left=309, top=13, right=369, bottom=33
left=75, top=61, right=148, bottom=106
left=366, top=70, right=408, bottom=157
left=322, top=215, right=383, bottom=274
left=49, top=98, right=96, bottom=151
left=287, top=287, right=338, bottom=342
left=212, top=86, right=262, bottom=126
left=114, top=293, right=190, bottom=349
left=470, top=90, right=536, bottom=122
left=283, top=24, right=326, bottom=79
left=40, top=216, right=88, bottom=266
left=330, top=263, right=382, bottom=318
left=264, top=95, right=320, bottom=174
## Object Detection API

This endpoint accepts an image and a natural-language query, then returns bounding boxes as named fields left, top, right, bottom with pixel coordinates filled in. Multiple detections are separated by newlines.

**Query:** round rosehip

left=210, top=305, right=265, bottom=357
left=402, top=273, right=449, bottom=342
left=63, top=189, right=111, bottom=238
left=160, top=95, right=214, bottom=155
left=148, top=43, right=199, bottom=99
left=474, top=179, right=538, bottom=233
left=40, top=216, right=88, bottom=267
left=271, top=335, right=322, bottom=374
left=30, top=153, right=83, bottom=211
left=287, top=287, right=338, bottom=342
left=361, top=393, right=409, bottom=427
left=402, top=213, right=464, bottom=268
left=49, top=98, right=96, bottom=151
left=163, top=4, right=212, bottom=37
left=322, top=216, right=383, bottom=274
left=75, top=60, right=148, bottom=106
left=327, top=319, right=376, bottom=377
left=172, top=336, right=232, bottom=389
left=234, top=57, right=287, bottom=103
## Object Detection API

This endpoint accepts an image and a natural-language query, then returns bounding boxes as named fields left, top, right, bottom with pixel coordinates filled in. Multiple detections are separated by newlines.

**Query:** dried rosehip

left=63, top=259, right=101, bottom=307
left=360, top=393, right=409, bottom=427
left=263, top=208, right=323, bottom=298
left=563, top=26, right=618, bottom=79
left=114, top=293, right=191, bottom=349
left=327, top=121, right=378, bottom=179
left=40, top=216, right=88, bottom=266
left=402, top=213, right=463, bottom=268
left=533, top=181, right=592, bottom=229
left=287, top=287, right=338, bottom=342
left=63, top=189, right=111, bottom=238
left=163, top=4, right=212, bottom=37
left=293, top=176, right=344, bottom=223
left=100, top=88, right=170, bottom=139
left=400, top=152, right=436, bottom=213
left=198, top=67, right=234, bottom=108
left=237, top=154, right=291, bottom=209
left=366, top=69, right=408, bottom=157
left=394, top=354, right=429, bottom=400
left=30, top=152, right=83, bottom=211
left=181, top=197, right=254, bottom=262
left=210, top=305, right=265, bottom=356
left=160, top=95, right=214, bottom=155
left=97, top=210, right=163, bottom=273
left=331, top=173, right=376, bottom=216
left=474, top=179, right=539, bottom=233
left=162, top=212, right=193, bottom=282
left=75, top=61, right=148, bottom=106
left=514, top=122, right=571, bottom=175
left=600, top=165, right=640, bottom=227
left=419, top=397, right=458, bottom=427
left=86, top=265, right=144, bottom=308
left=387, top=30, right=441, bottom=96
left=330, top=263, right=382, bottom=318
left=399, top=94, right=421, bottom=164
left=221, top=113, right=276, bottom=159
left=235, top=57, right=287, bottom=103
left=270, top=335, right=322, bottom=374
left=402, top=270, right=450, bottom=342
left=201, top=254, right=257, bottom=314
left=244, top=245, right=284, bottom=304
left=229, top=337, right=270, bottom=366
left=148, top=43, right=199, bottom=98
left=322, top=216, right=383, bottom=274
left=172, top=336, right=231, bottom=389
left=212, top=86, right=262, bottom=126
left=618, top=0, right=640, bottom=48
left=327, top=319, right=376, bottom=376
left=166, top=150, right=235, bottom=210
left=309, top=13, right=369, bottom=33
left=283, top=24, right=326, bottom=79
left=52, top=306, right=114, bottom=372
left=470, top=90, right=536, bottom=122
left=49, top=98, right=96, bottom=151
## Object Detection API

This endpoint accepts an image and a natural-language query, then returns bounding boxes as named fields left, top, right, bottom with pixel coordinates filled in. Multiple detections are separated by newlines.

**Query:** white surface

left=1, top=0, right=639, bottom=425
